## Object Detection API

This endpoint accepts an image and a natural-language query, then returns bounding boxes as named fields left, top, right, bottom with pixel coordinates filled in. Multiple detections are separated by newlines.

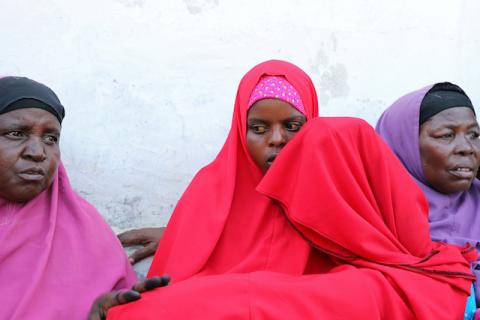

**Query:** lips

left=18, top=167, right=45, bottom=182
left=448, top=167, right=476, bottom=179
left=266, top=154, right=278, bottom=166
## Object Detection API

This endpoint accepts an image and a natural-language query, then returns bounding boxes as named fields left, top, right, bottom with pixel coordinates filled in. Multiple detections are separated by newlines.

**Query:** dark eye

left=468, top=130, right=480, bottom=139
left=249, top=125, right=267, bottom=134
left=5, top=131, right=25, bottom=139
left=437, top=133, right=454, bottom=140
left=43, top=135, right=58, bottom=145
left=285, top=121, right=304, bottom=132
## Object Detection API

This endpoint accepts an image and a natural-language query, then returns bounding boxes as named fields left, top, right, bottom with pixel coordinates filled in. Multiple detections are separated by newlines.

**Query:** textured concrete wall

left=1, top=0, right=479, bottom=236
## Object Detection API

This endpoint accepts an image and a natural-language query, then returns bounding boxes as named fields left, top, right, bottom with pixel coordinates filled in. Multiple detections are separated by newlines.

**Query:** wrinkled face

left=419, top=107, right=480, bottom=194
left=246, top=99, right=306, bottom=174
left=0, top=108, right=61, bottom=202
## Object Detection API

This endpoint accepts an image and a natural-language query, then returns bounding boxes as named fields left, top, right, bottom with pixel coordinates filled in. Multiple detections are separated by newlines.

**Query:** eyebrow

left=247, top=116, right=306, bottom=123
left=0, top=123, right=30, bottom=131
left=247, top=118, right=267, bottom=123
left=43, top=128, right=61, bottom=136
left=283, top=116, right=306, bottom=122
left=445, top=121, right=479, bottom=128
left=0, top=123, right=61, bottom=135
left=432, top=121, right=480, bottom=130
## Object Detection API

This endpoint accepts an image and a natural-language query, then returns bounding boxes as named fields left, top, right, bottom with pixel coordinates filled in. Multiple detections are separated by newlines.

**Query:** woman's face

left=0, top=108, right=61, bottom=202
left=246, top=98, right=306, bottom=174
left=419, top=107, right=480, bottom=194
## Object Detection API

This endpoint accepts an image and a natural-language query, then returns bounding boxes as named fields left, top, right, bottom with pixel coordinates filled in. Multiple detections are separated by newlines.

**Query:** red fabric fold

left=257, top=118, right=475, bottom=300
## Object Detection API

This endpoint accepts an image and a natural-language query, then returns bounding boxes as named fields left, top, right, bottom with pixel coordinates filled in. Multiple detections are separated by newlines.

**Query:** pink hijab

left=0, top=163, right=137, bottom=319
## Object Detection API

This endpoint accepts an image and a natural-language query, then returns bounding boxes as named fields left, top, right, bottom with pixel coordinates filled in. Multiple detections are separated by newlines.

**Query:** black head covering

left=419, top=82, right=474, bottom=125
left=0, top=76, right=65, bottom=124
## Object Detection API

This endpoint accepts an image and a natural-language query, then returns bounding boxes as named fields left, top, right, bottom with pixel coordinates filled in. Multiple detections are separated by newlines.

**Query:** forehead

left=0, top=108, right=61, bottom=129
left=247, top=99, right=304, bottom=120
left=427, top=107, right=477, bottom=127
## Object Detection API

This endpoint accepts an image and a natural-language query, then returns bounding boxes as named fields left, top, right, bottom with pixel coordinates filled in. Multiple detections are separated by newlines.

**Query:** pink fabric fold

left=248, top=75, right=306, bottom=114
left=0, top=163, right=137, bottom=319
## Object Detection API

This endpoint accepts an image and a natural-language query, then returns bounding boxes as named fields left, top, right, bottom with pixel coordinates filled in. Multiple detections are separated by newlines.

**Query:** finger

left=117, top=229, right=143, bottom=245
left=146, top=274, right=170, bottom=290
left=132, top=275, right=170, bottom=293
left=128, top=245, right=156, bottom=264
left=88, top=291, right=137, bottom=320
left=131, top=277, right=163, bottom=292
left=87, top=308, right=103, bottom=320
left=115, top=290, right=141, bottom=304
left=161, top=274, right=171, bottom=285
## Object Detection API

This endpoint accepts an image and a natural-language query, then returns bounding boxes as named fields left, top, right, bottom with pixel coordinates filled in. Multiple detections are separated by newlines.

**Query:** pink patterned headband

left=247, top=76, right=305, bottom=115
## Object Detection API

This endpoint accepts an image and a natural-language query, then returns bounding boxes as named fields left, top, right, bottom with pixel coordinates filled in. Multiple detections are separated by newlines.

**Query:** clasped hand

left=88, top=275, right=170, bottom=320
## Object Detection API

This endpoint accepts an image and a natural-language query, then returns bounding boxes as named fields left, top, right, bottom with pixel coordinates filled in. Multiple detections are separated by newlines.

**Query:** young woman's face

left=0, top=108, right=61, bottom=202
left=246, top=98, right=306, bottom=174
left=419, top=107, right=480, bottom=194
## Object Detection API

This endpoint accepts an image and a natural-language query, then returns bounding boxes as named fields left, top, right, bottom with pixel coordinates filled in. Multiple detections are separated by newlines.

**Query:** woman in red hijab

left=104, top=60, right=474, bottom=319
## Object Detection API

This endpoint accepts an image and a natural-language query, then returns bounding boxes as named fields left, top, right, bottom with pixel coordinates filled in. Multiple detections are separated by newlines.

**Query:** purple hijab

left=376, top=85, right=480, bottom=299
left=0, top=163, right=137, bottom=319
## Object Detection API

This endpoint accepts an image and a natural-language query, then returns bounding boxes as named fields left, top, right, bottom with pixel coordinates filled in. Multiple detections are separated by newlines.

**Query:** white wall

left=1, top=0, right=479, bottom=232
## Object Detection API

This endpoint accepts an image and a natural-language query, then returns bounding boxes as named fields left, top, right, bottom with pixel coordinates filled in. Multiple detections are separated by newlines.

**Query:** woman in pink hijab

left=0, top=76, right=137, bottom=319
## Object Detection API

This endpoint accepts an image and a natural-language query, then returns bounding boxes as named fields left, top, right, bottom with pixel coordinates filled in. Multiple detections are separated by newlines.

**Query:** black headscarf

left=0, top=77, right=65, bottom=124
left=419, top=82, right=474, bottom=125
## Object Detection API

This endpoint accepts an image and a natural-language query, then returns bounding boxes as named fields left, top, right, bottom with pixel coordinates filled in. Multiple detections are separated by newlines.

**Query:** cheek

left=473, top=141, right=480, bottom=160
left=45, top=148, right=60, bottom=180
left=420, top=142, right=449, bottom=169
left=419, top=143, right=452, bottom=188
left=0, top=149, right=20, bottom=178
left=246, top=134, right=267, bottom=163
left=284, top=131, right=299, bottom=143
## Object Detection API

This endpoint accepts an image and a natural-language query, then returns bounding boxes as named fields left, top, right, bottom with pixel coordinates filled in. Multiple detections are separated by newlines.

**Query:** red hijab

left=111, top=61, right=474, bottom=319
left=148, top=60, right=318, bottom=281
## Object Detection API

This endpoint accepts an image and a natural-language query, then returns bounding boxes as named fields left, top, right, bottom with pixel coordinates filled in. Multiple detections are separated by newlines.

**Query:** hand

left=118, top=227, right=165, bottom=264
left=88, top=275, right=170, bottom=320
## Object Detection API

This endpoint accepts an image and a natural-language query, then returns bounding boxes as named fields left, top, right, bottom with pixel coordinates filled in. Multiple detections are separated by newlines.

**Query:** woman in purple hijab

left=376, top=82, right=480, bottom=304
left=0, top=77, right=137, bottom=319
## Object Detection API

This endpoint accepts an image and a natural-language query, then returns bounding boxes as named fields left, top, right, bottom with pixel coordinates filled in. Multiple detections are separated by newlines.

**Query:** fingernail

left=125, top=290, right=141, bottom=301
left=162, top=274, right=171, bottom=284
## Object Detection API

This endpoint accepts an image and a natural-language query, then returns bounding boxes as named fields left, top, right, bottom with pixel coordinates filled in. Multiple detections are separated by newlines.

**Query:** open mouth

left=448, top=167, right=475, bottom=179
left=266, top=154, right=278, bottom=166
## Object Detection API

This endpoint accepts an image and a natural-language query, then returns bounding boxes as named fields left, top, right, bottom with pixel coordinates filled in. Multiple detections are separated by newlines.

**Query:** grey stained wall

left=1, top=0, right=479, bottom=235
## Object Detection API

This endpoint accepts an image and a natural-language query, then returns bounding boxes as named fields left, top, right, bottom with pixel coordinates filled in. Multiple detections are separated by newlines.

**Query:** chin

left=446, top=180, right=474, bottom=194
left=12, top=187, right=45, bottom=203
left=15, top=194, right=39, bottom=203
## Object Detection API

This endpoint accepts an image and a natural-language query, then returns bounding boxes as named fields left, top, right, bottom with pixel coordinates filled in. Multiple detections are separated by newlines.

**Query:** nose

left=455, top=134, right=475, bottom=156
left=268, top=126, right=287, bottom=147
left=22, top=137, right=46, bottom=162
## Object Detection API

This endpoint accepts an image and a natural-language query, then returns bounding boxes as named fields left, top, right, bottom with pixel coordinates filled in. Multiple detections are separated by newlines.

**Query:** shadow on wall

left=183, top=0, right=219, bottom=15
